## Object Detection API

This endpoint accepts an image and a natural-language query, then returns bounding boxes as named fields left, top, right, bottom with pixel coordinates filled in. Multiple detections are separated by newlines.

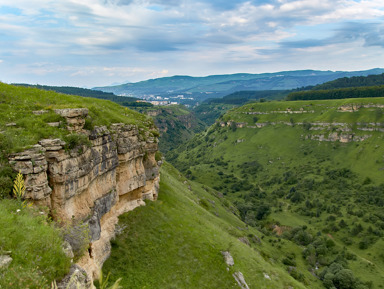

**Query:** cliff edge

left=8, top=107, right=161, bottom=286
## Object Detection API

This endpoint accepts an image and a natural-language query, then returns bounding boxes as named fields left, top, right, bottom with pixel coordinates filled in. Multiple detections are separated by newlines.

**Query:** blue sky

left=0, top=0, right=383, bottom=87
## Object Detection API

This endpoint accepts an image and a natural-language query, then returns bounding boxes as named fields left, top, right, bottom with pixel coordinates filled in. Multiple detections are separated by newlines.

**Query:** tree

left=333, top=269, right=355, bottom=289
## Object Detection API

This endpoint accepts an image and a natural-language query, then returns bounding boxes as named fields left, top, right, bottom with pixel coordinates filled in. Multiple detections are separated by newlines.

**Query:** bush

left=155, top=151, right=163, bottom=162
left=0, top=175, right=13, bottom=199
left=61, top=221, right=90, bottom=261
left=63, top=133, right=91, bottom=151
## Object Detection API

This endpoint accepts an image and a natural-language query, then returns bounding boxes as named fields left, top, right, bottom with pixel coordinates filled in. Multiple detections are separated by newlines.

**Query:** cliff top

left=223, top=97, right=384, bottom=125
left=0, top=82, right=155, bottom=153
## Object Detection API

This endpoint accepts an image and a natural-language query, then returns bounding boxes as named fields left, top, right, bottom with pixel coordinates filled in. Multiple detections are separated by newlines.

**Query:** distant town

left=132, top=94, right=194, bottom=106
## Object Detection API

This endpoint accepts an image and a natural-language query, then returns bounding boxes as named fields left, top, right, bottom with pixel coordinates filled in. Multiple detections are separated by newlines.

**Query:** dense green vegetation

left=287, top=85, right=384, bottom=101
left=102, top=163, right=322, bottom=288
left=132, top=105, right=206, bottom=152
left=169, top=98, right=384, bottom=288
left=312, top=73, right=384, bottom=90
left=206, top=90, right=289, bottom=105
left=286, top=73, right=384, bottom=101
left=0, top=199, right=71, bottom=288
left=192, top=103, right=237, bottom=126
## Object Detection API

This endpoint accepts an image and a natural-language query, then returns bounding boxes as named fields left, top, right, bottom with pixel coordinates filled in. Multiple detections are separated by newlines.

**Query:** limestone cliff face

left=9, top=109, right=160, bottom=286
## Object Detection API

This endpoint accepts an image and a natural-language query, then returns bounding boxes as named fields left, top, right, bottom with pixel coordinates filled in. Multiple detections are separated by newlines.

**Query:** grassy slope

left=102, top=163, right=319, bottom=289
left=220, top=98, right=384, bottom=182
left=0, top=82, right=156, bottom=198
left=0, top=82, right=153, bottom=153
left=0, top=199, right=71, bottom=289
left=169, top=98, right=384, bottom=288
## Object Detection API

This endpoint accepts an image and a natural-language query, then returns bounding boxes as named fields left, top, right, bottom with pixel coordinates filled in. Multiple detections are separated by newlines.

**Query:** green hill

left=169, top=98, right=384, bottom=289
left=287, top=85, right=384, bottom=101
left=286, top=73, right=384, bottom=101
left=312, top=73, right=384, bottom=90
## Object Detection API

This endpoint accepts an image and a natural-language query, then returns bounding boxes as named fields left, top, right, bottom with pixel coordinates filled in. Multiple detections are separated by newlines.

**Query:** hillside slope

left=169, top=98, right=384, bottom=288
left=102, top=163, right=321, bottom=289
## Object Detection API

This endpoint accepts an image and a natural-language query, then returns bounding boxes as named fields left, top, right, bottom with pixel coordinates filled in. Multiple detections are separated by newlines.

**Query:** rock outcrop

left=9, top=109, right=160, bottom=286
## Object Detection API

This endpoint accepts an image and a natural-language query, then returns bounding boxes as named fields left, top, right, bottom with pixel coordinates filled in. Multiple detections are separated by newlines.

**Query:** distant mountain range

left=94, top=68, right=384, bottom=104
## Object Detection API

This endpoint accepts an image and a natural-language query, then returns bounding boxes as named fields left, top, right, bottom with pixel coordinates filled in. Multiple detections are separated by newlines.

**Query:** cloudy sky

left=0, top=0, right=384, bottom=87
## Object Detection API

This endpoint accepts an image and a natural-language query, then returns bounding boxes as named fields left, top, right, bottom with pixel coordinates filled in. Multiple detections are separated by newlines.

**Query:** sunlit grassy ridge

left=228, top=98, right=384, bottom=124
left=0, top=82, right=153, bottom=153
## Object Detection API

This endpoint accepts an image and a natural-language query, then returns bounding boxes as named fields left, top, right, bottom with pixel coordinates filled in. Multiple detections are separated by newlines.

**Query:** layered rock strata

left=9, top=110, right=160, bottom=286
left=219, top=120, right=382, bottom=143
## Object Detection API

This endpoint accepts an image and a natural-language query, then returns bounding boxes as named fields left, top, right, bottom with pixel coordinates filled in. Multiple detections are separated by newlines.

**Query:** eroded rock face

left=55, top=108, right=89, bottom=133
left=9, top=114, right=160, bottom=285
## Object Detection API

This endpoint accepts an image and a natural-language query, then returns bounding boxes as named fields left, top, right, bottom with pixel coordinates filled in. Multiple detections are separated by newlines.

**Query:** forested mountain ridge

left=286, top=73, right=384, bottom=101
left=168, top=97, right=384, bottom=289
left=312, top=73, right=384, bottom=90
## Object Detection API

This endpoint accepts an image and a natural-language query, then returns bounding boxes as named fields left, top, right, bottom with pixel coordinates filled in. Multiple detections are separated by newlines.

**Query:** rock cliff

left=8, top=109, right=160, bottom=286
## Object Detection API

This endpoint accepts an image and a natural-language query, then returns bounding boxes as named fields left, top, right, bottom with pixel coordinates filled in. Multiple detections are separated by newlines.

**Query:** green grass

left=169, top=97, right=384, bottom=288
left=0, top=82, right=156, bottom=198
left=102, top=163, right=318, bottom=288
left=0, top=199, right=71, bottom=289
left=0, top=82, right=153, bottom=153
left=229, top=97, right=384, bottom=125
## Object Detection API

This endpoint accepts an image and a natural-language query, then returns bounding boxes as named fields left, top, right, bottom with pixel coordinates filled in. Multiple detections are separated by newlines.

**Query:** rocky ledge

left=9, top=109, right=161, bottom=287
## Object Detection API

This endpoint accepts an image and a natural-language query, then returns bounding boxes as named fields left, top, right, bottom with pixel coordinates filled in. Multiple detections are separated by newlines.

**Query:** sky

left=0, top=0, right=384, bottom=88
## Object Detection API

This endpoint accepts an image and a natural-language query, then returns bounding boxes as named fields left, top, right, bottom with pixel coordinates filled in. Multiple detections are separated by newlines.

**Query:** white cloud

left=0, top=0, right=383, bottom=86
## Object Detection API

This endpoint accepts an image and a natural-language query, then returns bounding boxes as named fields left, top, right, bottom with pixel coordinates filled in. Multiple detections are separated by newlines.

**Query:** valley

left=1, top=73, right=384, bottom=289
left=168, top=97, right=384, bottom=289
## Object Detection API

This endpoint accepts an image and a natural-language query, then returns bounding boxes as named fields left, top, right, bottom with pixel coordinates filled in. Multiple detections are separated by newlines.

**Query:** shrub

left=155, top=151, right=163, bottom=162
left=199, top=198, right=210, bottom=210
left=0, top=175, right=13, bottom=199
left=63, top=133, right=91, bottom=151
left=83, top=118, right=95, bottom=131
left=61, top=221, right=90, bottom=261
